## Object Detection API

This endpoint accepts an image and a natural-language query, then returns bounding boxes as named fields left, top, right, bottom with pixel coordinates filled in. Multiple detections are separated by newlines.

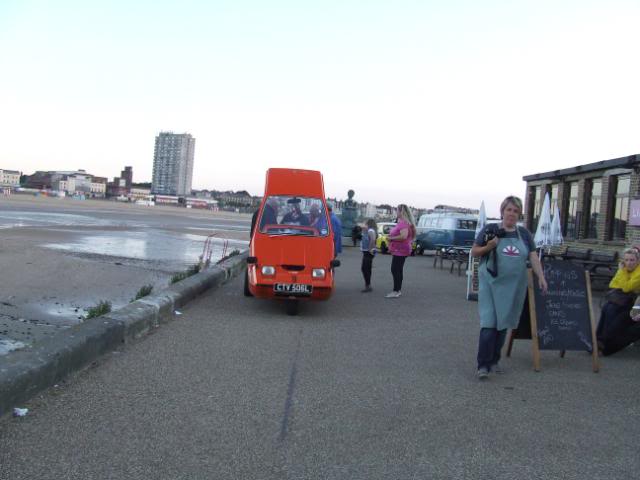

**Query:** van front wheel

left=243, top=269, right=253, bottom=297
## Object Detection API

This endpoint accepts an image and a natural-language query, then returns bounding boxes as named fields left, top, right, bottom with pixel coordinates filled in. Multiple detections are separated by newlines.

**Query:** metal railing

left=199, top=235, right=229, bottom=269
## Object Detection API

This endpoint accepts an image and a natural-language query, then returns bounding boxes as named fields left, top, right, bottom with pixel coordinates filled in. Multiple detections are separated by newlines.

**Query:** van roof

left=264, top=168, right=325, bottom=198
left=419, top=212, right=478, bottom=221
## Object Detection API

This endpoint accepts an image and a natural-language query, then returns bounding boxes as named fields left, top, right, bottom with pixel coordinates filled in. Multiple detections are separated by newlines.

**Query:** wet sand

left=0, top=194, right=250, bottom=354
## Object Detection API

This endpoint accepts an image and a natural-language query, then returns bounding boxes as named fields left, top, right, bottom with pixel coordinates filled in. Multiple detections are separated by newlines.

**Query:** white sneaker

left=385, top=291, right=401, bottom=298
left=477, top=367, right=489, bottom=380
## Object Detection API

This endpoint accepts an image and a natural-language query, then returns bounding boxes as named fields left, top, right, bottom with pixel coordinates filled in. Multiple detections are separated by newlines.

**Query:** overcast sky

left=1, top=0, right=639, bottom=216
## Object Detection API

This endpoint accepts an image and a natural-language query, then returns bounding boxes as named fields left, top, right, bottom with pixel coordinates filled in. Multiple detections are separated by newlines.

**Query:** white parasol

left=467, top=201, right=486, bottom=301
left=534, top=193, right=552, bottom=249
left=475, top=200, right=487, bottom=238
left=549, top=202, right=564, bottom=246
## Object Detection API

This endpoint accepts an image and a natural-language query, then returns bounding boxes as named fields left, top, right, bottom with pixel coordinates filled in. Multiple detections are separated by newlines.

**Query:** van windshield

left=259, top=195, right=329, bottom=236
left=457, top=219, right=478, bottom=230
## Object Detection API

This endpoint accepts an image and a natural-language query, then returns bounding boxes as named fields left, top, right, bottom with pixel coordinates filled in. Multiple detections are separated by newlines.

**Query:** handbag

left=605, top=288, right=637, bottom=306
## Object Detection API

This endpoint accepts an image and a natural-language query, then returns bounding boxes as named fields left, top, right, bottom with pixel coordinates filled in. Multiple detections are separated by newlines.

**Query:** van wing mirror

left=330, top=259, right=341, bottom=268
left=247, top=257, right=257, bottom=264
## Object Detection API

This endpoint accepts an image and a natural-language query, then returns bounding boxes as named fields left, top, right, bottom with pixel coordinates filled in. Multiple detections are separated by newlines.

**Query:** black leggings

left=391, top=255, right=407, bottom=292
left=361, top=252, right=374, bottom=286
left=597, top=302, right=640, bottom=355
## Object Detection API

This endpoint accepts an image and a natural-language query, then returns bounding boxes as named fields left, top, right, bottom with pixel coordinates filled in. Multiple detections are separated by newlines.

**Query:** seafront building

left=523, top=153, right=640, bottom=250
left=107, top=166, right=133, bottom=198
left=151, top=132, right=195, bottom=197
left=23, top=170, right=107, bottom=198
left=0, top=169, right=20, bottom=187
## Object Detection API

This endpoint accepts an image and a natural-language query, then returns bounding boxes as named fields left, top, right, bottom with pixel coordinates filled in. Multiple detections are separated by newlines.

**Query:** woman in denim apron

left=471, top=196, right=548, bottom=379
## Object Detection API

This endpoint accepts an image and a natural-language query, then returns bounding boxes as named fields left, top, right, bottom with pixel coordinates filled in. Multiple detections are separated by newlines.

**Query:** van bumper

left=250, top=284, right=333, bottom=301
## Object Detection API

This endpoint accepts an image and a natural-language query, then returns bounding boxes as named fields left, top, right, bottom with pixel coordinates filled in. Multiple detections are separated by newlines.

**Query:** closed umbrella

left=534, top=193, right=552, bottom=249
left=475, top=201, right=487, bottom=238
left=467, top=201, right=486, bottom=301
left=549, top=203, right=564, bottom=246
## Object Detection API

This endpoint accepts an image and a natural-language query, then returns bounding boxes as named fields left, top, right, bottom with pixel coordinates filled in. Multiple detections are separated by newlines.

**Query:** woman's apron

left=478, top=228, right=529, bottom=330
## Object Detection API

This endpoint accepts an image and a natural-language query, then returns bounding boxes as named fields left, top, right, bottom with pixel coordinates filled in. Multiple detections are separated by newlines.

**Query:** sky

left=1, top=0, right=639, bottom=217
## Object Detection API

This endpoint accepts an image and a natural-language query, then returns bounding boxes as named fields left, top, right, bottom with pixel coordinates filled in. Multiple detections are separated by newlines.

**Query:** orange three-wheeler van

left=245, top=168, right=339, bottom=315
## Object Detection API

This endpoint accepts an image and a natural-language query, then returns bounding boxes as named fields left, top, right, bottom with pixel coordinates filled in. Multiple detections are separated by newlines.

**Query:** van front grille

left=282, top=265, right=305, bottom=271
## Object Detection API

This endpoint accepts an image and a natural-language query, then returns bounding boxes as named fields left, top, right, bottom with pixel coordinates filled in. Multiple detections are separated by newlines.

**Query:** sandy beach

left=0, top=194, right=250, bottom=354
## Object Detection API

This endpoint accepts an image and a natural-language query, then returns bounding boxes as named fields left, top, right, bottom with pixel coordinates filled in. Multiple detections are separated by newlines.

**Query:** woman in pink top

left=385, top=204, right=416, bottom=298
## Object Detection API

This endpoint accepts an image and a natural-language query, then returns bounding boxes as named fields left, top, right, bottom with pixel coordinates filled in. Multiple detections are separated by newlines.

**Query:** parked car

left=245, top=168, right=340, bottom=315
left=414, top=212, right=478, bottom=254
left=376, top=222, right=417, bottom=255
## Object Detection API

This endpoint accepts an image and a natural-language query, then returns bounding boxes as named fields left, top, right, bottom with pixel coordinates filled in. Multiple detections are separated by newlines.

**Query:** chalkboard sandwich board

left=527, top=259, right=599, bottom=372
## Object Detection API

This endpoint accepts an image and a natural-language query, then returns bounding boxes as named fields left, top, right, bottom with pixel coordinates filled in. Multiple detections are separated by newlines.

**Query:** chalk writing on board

left=578, top=331, right=593, bottom=350
left=538, top=326, right=554, bottom=347
left=532, top=259, right=595, bottom=352
left=545, top=288, right=586, bottom=298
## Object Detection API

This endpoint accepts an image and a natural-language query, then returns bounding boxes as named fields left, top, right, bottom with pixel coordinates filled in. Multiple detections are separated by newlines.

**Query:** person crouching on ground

left=596, top=248, right=640, bottom=356
left=471, top=196, right=547, bottom=380
left=360, top=219, right=377, bottom=293
left=385, top=204, right=416, bottom=298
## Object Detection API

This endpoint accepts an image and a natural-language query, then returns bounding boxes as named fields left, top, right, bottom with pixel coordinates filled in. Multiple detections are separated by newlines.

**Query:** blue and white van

left=415, top=212, right=478, bottom=254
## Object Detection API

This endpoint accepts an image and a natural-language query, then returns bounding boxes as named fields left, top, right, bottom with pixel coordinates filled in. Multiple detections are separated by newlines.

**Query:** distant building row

left=0, top=169, right=20, bottom=187
left=2, top=131, right=196, bottom=199
left=20, top=167, right=135, bottom=198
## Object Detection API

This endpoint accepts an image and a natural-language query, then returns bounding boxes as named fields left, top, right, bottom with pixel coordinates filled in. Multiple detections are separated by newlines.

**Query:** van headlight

left=261, top=266, right=275, bottom=276
left=312, top=268, right=326, bottom=279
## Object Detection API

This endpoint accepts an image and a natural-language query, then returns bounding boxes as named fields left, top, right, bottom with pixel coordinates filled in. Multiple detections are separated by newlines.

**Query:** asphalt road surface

left=1, top=248, right=638, bottom=479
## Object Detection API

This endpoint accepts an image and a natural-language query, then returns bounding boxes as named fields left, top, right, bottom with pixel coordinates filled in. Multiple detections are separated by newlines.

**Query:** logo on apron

left=502, top=245, right=520, bottom=257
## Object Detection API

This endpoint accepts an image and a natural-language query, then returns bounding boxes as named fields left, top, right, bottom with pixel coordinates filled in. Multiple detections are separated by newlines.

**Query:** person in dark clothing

left=360, top=219, right=377, bottom=292
left=250, top=209, right=259, bottom=239
left=259, top=197, right=279, bottom=231
left=352, top=225, right=362, bottom=247
left=281, top=199, right=310, bottom=226
left=597, top=248, right=640, bottom=356
left=327, top=203, right=342, bottom=256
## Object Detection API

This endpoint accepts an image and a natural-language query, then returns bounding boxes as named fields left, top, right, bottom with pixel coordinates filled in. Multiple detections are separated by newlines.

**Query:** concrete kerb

left=0, top=251, right=248, bottom=418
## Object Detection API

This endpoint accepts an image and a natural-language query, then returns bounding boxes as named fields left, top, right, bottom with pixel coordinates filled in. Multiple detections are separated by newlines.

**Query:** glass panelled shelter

left=523, top=154, right=640, bottom=250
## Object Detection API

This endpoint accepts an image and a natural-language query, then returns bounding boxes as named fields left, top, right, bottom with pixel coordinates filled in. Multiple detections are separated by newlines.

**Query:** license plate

left=273, top=283, right=312, bottom=296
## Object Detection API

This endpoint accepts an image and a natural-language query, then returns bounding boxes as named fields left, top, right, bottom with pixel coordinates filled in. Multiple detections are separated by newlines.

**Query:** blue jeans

left=477, top=328, right=508, bottom=371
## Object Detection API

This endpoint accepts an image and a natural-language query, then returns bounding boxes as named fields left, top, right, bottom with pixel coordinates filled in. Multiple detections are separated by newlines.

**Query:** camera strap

left=487, top=249, right=498, bottom=277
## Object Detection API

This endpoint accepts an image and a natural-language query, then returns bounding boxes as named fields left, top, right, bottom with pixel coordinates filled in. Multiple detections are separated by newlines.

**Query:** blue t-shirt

left=474, top=225, right=535, bottom=252
left=330, top=213, right=342, bottom=254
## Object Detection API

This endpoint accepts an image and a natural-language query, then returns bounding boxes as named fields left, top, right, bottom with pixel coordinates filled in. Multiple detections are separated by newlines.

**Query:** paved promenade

left=1, top=248, right=638, bottom=479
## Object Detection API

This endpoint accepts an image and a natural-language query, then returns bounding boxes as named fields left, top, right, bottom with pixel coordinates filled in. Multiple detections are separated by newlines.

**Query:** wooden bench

left=432, top=245, right=470, bottom=276
left=542, top=246, right=619, bottom=288
left=586, top=250, right=619, bottom=285
left=561, top=248, right=618, bottom=286
left=449, top=248, right=470, bottom=276
left=563, top=246, right=592, bottom=261
left=544, top=245, right=568, bottom=259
